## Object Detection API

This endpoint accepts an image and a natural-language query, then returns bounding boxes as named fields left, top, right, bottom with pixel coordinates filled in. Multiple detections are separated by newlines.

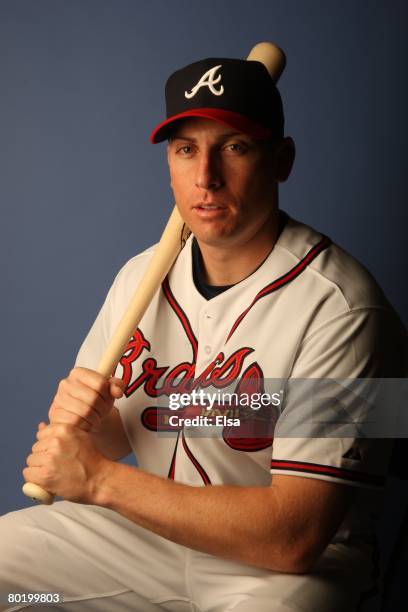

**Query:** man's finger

left=58, top=376, right=110, bottom=408
left=47, top=407, right=92, bottom=430
left=26, top=452, right=48, bottom=467
left=22, top=466, right=50, bottom=488
left=36, top=423, right=73, bottom=440
left=32, top=439, right=49, bottom=453
left=50, top=393, right=101, bottom=425
left=67, top=367, right=115, bottom=401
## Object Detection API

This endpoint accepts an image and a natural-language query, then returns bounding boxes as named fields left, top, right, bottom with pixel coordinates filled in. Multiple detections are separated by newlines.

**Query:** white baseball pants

left=0, top=501, right=380, bottom=611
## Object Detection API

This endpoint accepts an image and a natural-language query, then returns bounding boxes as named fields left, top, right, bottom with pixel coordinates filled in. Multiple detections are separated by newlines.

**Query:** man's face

left=167, top=118, right=282, bottom=251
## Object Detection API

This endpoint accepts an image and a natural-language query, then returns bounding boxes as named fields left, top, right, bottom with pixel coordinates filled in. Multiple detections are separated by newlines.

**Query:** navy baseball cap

left=150, top=57, right=284, bottom=144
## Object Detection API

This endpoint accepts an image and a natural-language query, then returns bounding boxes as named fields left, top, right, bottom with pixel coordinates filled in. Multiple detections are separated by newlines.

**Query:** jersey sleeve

left=270, top=307, right=408, bottom=488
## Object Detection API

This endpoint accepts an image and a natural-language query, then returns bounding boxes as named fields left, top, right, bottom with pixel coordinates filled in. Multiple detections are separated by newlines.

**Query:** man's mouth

left=194, top=203, right=225, bottom=210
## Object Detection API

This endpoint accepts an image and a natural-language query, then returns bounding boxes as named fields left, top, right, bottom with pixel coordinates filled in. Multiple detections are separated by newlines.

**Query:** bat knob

left=22, top=482, right=55, bottom=505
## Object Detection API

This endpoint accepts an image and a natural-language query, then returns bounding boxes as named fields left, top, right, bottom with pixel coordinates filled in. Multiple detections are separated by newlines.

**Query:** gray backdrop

left=0, top=1, right=407, bottom=599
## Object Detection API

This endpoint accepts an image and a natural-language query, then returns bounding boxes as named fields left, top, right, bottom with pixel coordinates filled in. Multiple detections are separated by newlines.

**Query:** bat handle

left=22, top=482, right=54, bottom=505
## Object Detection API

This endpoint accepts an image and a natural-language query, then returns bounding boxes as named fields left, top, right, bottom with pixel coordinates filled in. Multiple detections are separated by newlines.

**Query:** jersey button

left=204, top=345, right=211, bottom=354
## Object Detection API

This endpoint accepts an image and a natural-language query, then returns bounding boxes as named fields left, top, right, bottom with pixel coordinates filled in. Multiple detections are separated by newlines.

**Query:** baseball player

left=1, top=51, right=407, bottom=612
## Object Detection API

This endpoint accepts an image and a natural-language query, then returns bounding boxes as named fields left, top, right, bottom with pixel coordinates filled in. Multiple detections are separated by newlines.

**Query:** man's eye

left=225, top=143, right=246, bottom=153
left=177, top=145, right=193, bottom=155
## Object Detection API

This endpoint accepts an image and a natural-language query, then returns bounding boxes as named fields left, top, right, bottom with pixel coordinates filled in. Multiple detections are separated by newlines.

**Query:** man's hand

left=23, top=423, right=116, bottom=503
left=48, top=367, right=126, bottom=432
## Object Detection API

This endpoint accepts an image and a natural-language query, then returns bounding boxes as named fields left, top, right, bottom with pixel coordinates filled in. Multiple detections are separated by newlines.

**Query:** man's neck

left=196, top=210, right=282, bottom=286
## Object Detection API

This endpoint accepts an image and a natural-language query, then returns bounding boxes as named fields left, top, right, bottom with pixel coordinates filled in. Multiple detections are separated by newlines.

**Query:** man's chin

left=192, top=227, right=236, bottom=249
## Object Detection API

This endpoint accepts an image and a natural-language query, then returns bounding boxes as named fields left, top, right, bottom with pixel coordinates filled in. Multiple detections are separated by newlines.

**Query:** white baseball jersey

left=76, top=212, right=406, bottom=545
left=2, top=213, right=406, bottom=612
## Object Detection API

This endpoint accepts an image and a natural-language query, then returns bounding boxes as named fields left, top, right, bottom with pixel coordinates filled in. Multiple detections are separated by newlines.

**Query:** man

left=1, top=53, right=407, bottom=612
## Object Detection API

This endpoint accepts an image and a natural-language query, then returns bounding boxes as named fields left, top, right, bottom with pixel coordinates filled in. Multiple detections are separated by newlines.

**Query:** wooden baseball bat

left=22, top=42, right=286, bottom=505
left=22, top=207, right=189, bottom=504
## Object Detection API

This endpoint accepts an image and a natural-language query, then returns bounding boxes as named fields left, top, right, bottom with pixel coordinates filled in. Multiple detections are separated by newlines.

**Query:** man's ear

left=274, top=137, right=296, bottom=182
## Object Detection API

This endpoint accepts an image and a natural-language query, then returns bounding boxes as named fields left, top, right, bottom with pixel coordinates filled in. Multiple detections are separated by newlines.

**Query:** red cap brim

left=150, top=108, right=274, bottom=143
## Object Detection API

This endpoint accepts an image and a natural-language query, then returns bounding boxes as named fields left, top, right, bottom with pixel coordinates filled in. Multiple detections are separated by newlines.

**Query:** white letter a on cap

left=185, top=65, right=224, bottom=99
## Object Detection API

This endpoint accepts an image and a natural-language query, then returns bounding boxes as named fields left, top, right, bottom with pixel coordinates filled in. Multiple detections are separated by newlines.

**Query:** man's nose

left=195, top=153, right=222, bottom=190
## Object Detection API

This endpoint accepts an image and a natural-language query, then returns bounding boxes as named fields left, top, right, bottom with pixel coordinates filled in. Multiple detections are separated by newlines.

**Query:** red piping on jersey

left=168, top=432, right=180, bottom=480
left=270, top=459, right=384, bottom=487
left=226, top=236, right=331, bottom=342
left=162, top=277, right=198, bottom=361
left=182, top=431, right=212, bottom=485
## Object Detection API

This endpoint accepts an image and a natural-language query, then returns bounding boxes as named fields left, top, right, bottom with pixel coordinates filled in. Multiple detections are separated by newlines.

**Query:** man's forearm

left=91, top=462, right=309, bottom=573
